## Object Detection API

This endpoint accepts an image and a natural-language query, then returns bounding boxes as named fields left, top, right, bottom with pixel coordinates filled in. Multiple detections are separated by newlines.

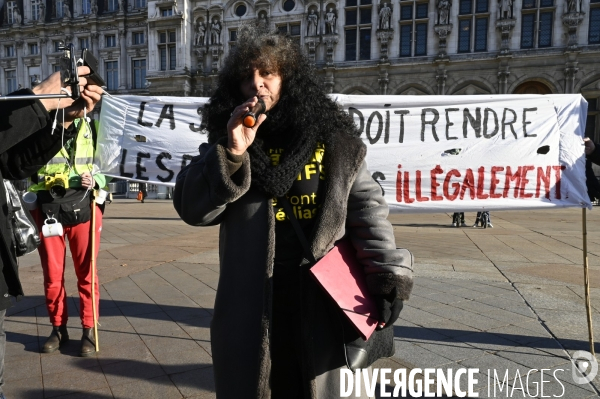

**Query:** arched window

left=513, top=81, right=552, bottom=94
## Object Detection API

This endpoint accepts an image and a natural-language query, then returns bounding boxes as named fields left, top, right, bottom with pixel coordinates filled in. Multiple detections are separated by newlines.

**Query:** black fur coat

left=174, top=131, right=413, bottom=398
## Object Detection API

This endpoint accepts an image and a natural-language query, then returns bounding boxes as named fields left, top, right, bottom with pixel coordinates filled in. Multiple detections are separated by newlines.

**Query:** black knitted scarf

left=246, top=104, right=323, bottom=198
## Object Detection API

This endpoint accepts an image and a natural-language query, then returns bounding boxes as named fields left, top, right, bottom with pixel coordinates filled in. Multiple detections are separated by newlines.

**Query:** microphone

left=242, top=98, right=266, bottom=128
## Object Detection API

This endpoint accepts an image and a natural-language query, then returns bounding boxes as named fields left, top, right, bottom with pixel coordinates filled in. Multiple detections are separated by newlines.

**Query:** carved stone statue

left=118, top=0, right=123, bottom=11
left=90, top=0, right=97, bottom=15
left=195, top=21, right=206, bottom=46
left=307, top=9, right=318, bottom=36
left=567, top=0, right=581, bottom=13
left=437, top=0, right=451, bottom=25
left=63, top=1, right=71, bottom=18
left=39, top=1, right=46, bottom=20
left=499, top=0, right=513, bottom=19
left=13, top=6, right=22, bottom=24
left=210, top=18, right=221, bottom=45
left=378, top=2, right=392, bottom=30
left=325, top=8, right=337, bottom=34
left=258, top=13, right=268, bottom=30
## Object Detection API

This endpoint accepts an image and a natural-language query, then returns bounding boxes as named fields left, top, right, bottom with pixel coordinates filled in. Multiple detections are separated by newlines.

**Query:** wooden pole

left=91, top=191, right=99, bottom=352
left=583, top=208, right=595, bottom=355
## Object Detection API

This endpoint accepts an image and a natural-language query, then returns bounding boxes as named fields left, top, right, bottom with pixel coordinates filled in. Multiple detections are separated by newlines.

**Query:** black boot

left=80, top=328, right=96, bottom=357
left=42, top=325, right=69, bottom=353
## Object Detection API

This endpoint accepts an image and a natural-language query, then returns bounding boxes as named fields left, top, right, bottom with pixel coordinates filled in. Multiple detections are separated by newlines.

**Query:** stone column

left=378, top=66, right=389, bottom=95
left=15, top=40, right=25, bottom=87
left=323, top=67, right=335, bottom=94
left=91, top=32, right=100, bottom=60
left=119, top=28, right=127, bottom=89
left=564, top=51, right=580, bottom=94
left=435, top=63, right=447, bottom=95
left=40, top=37, right=48, bottom=77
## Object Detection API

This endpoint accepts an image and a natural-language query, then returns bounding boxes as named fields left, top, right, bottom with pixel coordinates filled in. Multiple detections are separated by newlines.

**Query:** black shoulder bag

left=278, top=196, right=395, bottom=372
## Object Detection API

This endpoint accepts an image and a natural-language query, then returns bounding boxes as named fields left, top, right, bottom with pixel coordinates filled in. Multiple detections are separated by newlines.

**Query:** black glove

left=374, top=287, right=403, bottom=329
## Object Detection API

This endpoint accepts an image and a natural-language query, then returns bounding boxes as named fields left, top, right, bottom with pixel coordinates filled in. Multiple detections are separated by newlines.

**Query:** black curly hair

left=202, top=25, right=360, bottom=197
left=203, top=25, right=359, bottom=144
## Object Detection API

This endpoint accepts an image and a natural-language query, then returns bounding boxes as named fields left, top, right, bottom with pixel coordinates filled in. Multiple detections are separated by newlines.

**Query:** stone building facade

left=1, top=0, right=599, bottom=138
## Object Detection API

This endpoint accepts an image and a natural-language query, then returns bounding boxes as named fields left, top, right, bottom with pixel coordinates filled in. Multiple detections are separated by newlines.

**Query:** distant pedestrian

left=473, top=211, right=493, bottom=228
left=451, top=212, right=466, bottom=227
left=139, top=183, right=147, bottom=203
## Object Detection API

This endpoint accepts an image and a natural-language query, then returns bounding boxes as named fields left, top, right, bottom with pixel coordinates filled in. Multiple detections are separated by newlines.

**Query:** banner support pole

left=583, top=207, right=595, bottom=355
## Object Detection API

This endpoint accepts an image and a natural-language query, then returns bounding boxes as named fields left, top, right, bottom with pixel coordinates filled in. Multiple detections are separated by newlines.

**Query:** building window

left=229, top=29, right=237, bottom=42
left=5, top=46, right=15, bottom=57
left=105, top=35, right=116, bottom=47
left=53, top=64, right=61, bottom=72
left=590, top=6, right=600, bottom=44
left=457, top=0, right=488, bottom=53
left=105, top=61, right=118, bottom=90
left=107, top=0, right=117, bottom=11
left=345, top=0, right=372, bottom=61
left=29, top=43, right=38, bottom=55
left=399, top=1, right=428, bottom=57
left=82, top=0, right=91, bottom=14
left=132, top=59, right=146, bottom=89
left=159, top=31, right=176, bottom=71
left=161, top=8, right=172, bottom=16
left=283, top=0, right=295, bottom=12
left=79, top=37, right=89, bottom=50
left=54, top=41, right=62, bottom=52
left=31, top=0, right=42, bottom=20
left=134, top=0, right=146, bottom=8
left=277, top=22, right=301, bottom=44
left=133, top=32, right=145, bottom=44
left=55, top=0, right=63, bottom=17
left=7, top=1, right=16, bottom=23
left=6, top=70, right=17, bottom=93
left=521, top=0, right=554, bottom=49
left=235, top=4, right=246, bottom=16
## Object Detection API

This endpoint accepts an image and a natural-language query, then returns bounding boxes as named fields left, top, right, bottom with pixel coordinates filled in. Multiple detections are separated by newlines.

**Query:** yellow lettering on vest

left=276, top=209, right=286, bottom=221
left=305, top=164, right=316, bottom=180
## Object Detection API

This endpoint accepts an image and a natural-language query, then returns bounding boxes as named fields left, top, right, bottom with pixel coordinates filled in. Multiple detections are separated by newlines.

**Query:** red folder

left=309, top=239, right=379, bottom=340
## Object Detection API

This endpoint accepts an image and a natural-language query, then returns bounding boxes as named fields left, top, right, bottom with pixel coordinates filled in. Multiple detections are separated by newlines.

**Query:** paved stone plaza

left=4, top=200, right=600, bottom=398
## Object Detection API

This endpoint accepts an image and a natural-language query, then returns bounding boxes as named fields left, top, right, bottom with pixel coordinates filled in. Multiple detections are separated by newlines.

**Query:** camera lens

left=49, top=179, right=66, bottom=198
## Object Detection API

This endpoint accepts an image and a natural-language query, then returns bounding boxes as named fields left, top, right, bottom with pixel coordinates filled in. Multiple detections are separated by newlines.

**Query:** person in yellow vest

left=29, top=118, right=108, bottom=357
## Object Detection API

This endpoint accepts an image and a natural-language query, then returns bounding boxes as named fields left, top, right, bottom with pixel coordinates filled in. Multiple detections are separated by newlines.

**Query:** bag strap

left=278, top=196, right=316, bottom=265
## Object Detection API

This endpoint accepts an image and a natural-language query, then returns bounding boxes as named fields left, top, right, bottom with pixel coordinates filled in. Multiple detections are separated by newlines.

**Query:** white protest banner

left=95, top=94, right=590, bottom=213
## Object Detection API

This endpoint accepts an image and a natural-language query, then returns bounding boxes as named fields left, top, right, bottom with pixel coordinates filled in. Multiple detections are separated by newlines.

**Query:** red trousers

left=33, top=207, right=102, bottom=328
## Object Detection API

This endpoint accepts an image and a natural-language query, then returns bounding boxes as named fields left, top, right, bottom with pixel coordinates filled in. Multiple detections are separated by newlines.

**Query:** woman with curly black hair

left=174, top=26, right=413, bottom=398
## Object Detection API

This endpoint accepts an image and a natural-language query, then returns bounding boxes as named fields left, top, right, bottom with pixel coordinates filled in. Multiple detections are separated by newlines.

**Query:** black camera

left=81, top=48, right=106, bottom=87
left=0, top=42, right=105, bottom=102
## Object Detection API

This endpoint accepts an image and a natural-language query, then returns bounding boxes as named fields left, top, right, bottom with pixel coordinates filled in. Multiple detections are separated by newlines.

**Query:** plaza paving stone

left=4, top=201, right=600, bottom=397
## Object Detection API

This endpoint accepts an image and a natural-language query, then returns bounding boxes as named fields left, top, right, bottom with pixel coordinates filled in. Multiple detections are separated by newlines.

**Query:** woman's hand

left=585, top=137, right=596, bottom=156
left=80, top=172, right=95, bottom=189
left=226, top=96, right=267, bottom=156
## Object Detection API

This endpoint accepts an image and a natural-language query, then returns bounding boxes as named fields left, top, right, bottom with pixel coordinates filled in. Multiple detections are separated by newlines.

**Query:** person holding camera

left=28, top=117, right=107, bottom=357
left=0, top=67, right=102, bottom=398
left=174, top=27, right=413, bottom=398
